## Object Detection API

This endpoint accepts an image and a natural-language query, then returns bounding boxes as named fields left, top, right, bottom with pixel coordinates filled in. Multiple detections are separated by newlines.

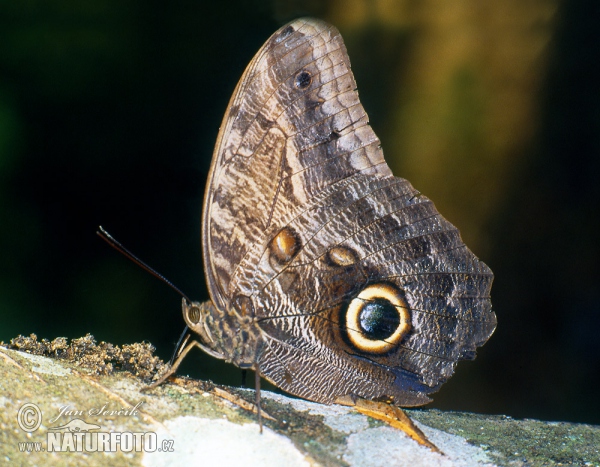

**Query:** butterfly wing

left=203, top=18, right=392, bottom=309
left=203, top=18, right=496, bottom=406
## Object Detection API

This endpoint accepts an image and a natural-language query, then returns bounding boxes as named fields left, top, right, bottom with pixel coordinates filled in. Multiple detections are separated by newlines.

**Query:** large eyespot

left=345, top=283, right=411, bottom=354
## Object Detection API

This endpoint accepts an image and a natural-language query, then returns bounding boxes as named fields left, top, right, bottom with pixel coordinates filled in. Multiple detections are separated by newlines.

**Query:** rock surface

left=1, top=346, right=598, bottom=466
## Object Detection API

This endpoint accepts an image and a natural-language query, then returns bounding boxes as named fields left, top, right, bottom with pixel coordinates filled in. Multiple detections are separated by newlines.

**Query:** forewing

left=203, top=18, right=391, bottom=310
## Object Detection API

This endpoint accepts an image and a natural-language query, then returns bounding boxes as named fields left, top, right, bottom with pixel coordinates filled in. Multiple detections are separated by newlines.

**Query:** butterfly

left=147, top=17, right=496, bottom=450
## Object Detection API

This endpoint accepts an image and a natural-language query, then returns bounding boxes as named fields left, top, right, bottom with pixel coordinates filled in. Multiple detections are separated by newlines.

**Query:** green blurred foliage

left=0, top=0, right=598, bottom=424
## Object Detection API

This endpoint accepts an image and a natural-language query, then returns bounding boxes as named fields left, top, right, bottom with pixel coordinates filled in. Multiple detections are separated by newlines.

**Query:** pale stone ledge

left=1, top=346, right=598, bottom=467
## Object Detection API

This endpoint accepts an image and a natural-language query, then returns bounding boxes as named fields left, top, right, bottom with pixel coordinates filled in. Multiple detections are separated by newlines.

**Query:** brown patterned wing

left=203, top=18, right=496, bottom=406
left=203, top=18, right=391, bottom=311
left=251, top=174, right=496, bottom=405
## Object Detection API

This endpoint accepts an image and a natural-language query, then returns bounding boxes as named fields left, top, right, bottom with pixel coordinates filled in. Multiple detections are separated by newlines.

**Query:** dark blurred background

left=1, top=0, right=598, bottom=425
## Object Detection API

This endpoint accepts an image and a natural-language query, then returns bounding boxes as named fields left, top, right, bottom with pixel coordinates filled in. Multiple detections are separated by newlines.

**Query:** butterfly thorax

left=182, top=298, right=263, bottom=368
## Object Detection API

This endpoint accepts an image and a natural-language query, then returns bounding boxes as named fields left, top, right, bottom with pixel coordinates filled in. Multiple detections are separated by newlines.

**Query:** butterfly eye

left=345, top=283, right=411, bottom=354
left=294, top=70, right=312, bottom=89
left=187, top=305, right=201, bottom=324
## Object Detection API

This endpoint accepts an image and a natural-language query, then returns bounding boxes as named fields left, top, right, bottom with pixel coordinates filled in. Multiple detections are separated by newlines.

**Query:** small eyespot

left=188, top=305, right=201, bottom=324
left=269, top=227, right=300, bottom=265
left=344, top=283, right=411, bottom=354
left=276, top=25, right=295, bottom=43
left=327, top=246, right=358, bottom=267
left=294, top=70, right=312, bottom=89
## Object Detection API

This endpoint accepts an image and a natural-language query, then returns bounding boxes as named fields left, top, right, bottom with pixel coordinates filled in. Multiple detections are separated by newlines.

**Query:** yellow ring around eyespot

left=346, top=283, right=411, bottom=353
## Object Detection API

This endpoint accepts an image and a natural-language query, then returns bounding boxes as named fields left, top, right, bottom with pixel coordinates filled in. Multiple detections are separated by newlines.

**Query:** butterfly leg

left=338, top=397, right=441, bottom=453
left=140, top=329, right=274, bottom=428
left=141, top=327, right=198, bottom=391
left=254, top=364, right=263, bottom=433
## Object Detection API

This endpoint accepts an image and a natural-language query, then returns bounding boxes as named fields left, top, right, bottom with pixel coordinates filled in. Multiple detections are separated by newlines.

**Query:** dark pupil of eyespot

left=358, top=300, right=400, bottom=340
left=295, top=71, right=311, bottom=89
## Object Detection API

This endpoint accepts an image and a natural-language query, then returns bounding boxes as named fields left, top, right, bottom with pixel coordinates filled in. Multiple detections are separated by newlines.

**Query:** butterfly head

left=182, top=299, right=218, bottom=350
left=181, top=298, right=263, bottom=367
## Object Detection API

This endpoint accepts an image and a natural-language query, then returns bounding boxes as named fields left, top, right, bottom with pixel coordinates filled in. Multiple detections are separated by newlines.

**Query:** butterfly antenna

left=96, top=226, right=192, bottom=303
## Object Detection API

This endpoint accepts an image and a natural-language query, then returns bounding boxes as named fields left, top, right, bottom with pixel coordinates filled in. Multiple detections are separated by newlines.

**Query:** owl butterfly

left=152, top=18, right=496, bottom=449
